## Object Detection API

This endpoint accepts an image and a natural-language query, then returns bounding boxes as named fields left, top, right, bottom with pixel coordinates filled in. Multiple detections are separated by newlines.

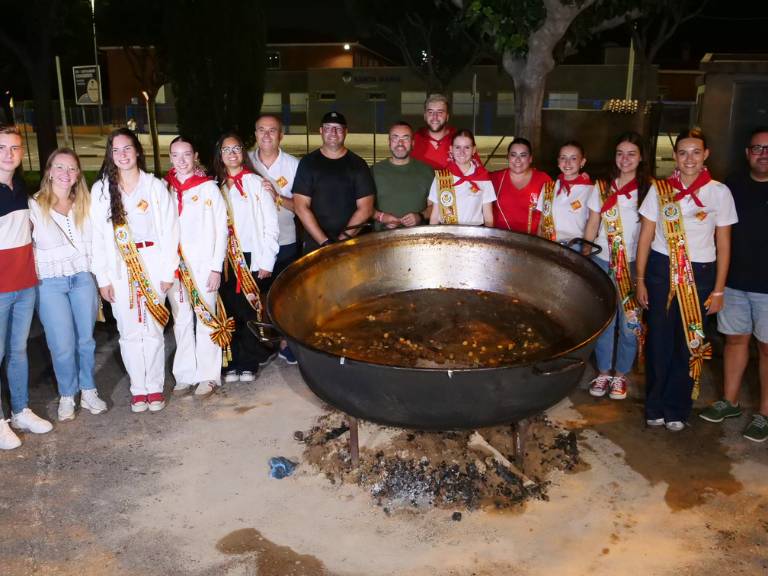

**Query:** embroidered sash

left=436, top=169, right=459, bottom=224
left=539, top=181, right=557, bottom=241
left=655, top=178, right=711, bottom=398
left=597, top=179, right=643, bottom=343
left=220, top=183, right=266, bottom=332
left=177, top=247, right=235, bottom=366
left=113, top=223, right=170, bottom=327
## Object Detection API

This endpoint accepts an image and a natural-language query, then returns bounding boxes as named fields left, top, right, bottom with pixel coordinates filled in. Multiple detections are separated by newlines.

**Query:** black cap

left=321, top=111, right=347, bottom=127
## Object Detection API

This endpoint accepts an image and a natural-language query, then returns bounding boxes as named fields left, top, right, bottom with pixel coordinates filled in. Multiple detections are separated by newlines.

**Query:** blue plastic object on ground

left=269, top=456, right=298, bottom=479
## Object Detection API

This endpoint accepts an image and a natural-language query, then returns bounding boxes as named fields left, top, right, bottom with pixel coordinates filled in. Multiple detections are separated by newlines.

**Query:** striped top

left=0, top=177, right=37, bottom=292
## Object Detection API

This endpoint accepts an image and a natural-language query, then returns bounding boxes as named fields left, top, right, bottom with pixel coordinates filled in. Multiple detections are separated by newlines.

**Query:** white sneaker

left=0, top=419, right=22, bottom=450
left=58, top=396, right=76, bottom=422
left=11, top=408, right=53, bottom=434
left=239, top=370, right=256, bottom=382
left=173, top=381, right=193, bottom=394
left=665, top=421, right=685, bottom=432
left=646, top=418, right=665, bottom=427
left=223, top=370, right=240, bottom=383
left=194, top=381, right=217, bottom=398
left=80, top=389, right=108, bottom=414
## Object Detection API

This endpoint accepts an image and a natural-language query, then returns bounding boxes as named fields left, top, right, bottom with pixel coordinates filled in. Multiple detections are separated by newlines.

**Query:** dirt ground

left=1, top=327, right=766, bottom=575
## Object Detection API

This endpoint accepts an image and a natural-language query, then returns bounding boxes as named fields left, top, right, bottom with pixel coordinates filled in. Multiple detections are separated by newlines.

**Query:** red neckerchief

left=601, top=178, right=637, bottom=213
left=667, top=167, right=711, bottom=208
left=165, top=168, right=212, bottom=215
left=446, top=160, right=490, bottom=192
left=227, top=167, right=254, bottom=197
left=557, top=172, right=592, bottom=196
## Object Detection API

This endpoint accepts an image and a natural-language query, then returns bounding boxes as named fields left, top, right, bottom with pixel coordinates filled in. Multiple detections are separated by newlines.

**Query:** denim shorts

left=718, top=287, right=768, bottom=343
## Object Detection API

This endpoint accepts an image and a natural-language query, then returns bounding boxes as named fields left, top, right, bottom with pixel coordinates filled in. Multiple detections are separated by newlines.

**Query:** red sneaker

left=589, top=375, right=611, bottom=398
left=609, top=375, right=628, bottom=400
left=147, top=393, right=166, bottom=412
left=131, top=395, right=148, bottom=413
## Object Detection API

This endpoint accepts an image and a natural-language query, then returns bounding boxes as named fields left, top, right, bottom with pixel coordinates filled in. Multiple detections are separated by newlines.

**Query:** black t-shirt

left=293, top=149, right=375, bottom=241
left=725, top=171, right=768, bottom=293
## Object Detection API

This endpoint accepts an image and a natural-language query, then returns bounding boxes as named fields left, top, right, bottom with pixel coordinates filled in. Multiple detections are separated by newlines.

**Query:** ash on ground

left=299, top=412, right=587, bottom=512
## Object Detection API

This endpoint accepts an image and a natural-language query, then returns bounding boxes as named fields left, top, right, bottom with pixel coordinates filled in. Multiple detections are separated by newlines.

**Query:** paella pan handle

left=566, top=237, right=602, bottom=257
left=338, top=221, right=374, bottom=241
left=532, top=357, right=585, bottom=376
left=246, top=320, right=283, bottom=344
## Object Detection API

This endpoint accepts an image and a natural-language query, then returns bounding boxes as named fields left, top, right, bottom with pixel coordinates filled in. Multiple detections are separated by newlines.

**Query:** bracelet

left=711, top=292, right=724, bottom=296
left=320, top=239, right=331, bottom=247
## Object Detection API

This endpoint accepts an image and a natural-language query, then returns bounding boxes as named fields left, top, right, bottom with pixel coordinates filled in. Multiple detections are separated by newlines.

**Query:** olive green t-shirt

left=371, top=158, right=434, bottom=230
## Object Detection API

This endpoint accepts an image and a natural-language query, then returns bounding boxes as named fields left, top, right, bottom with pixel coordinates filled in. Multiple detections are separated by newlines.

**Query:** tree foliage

left=97, top=0, right=267, bottom=168
left=0, top=0, right=92, bottom=168
left=166, top=0, right=266, bottom=167
left=350, top=0, right=485, bottom=92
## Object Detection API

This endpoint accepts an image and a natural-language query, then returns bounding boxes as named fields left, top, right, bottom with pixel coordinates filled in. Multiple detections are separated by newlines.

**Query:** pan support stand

left=511, top=418, right=529, bottom=470
left=348, top=416, right=359, bottom=468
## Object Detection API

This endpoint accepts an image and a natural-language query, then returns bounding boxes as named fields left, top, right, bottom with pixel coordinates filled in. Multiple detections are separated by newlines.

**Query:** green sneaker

left=743, top=414, right=768, bottom=443
left=699, top=400, right=742, bottom=423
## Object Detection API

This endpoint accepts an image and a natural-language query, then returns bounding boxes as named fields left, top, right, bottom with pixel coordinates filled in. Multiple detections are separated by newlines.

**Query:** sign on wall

left=73, top=65, right=103, bottom=105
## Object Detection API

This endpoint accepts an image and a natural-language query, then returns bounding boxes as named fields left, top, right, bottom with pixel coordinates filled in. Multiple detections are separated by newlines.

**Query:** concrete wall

left=266, top=64, right=657, bottom=137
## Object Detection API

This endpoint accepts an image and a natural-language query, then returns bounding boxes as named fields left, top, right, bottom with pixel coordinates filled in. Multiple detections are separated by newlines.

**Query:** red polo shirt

left=490, top=168, right=552, bottom=234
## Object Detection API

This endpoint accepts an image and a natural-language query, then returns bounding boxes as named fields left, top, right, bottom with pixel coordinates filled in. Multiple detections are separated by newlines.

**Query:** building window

left=497, top=92, right=515, bottom=117
left=317, top=92, right=336, bottom=102
left=452, top=92, right=474, bottom=116
left=289, top=92, right=308, bottom=113
left=368, top=92, right=386, bottom=102
left=266, top=51, right=281, bottom=70
left=401, top=91, right=426, bottom=115
left=547, top=92, right=578, bottom=109
left=261, top=92, right=282, bottom=113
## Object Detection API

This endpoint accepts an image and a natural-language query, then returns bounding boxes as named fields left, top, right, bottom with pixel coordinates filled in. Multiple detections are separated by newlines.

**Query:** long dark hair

left=610, top=131, right=650, bottom=206
left=212, top=132, right=256, bottom=185
left=98, top=128, right=147, bottom=225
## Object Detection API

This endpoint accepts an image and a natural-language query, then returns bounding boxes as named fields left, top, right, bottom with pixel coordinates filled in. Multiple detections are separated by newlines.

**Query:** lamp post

left=90, top=0, right=104, bottom=134
left=142, top=90, right=161, bottom=173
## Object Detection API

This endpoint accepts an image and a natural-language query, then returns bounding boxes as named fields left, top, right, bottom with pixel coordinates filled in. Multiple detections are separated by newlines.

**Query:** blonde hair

left=36, top=148, right=90, bottom=230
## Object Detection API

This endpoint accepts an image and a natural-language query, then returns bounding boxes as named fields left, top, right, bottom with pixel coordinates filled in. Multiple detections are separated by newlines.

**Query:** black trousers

left=219, top=251, right=275, bottom=372
left=644, top=250, right=714, bottom=422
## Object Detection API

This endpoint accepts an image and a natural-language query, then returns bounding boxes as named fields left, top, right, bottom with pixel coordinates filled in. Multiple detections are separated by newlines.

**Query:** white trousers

left=168, top=263, right=222, bottom=384
left=110, top=246, right=167, bottom=396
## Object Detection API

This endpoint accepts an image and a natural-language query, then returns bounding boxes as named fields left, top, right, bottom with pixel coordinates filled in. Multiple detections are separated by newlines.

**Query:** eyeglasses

left=321, top=125, right=345, bottom=133
left=221, top=145, right=243, bottom=155
left=748, top=144, right=768, bottom=155
left=51, top=163, right=79, bottom=174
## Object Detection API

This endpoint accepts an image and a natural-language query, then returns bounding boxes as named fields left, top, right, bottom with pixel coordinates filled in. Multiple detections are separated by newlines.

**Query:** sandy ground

left=1, top=326, right=767, bottom=576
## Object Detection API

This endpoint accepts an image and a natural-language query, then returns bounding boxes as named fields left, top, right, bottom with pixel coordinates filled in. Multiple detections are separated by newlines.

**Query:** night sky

left=266, top=0, right=768, bottom=69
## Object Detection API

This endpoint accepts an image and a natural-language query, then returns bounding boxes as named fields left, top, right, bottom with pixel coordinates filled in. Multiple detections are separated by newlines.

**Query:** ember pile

left=299, top=412, right=586, bottom=512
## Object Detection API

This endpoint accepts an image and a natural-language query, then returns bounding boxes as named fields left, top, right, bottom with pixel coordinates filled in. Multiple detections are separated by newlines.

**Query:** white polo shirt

left=639, top=179, right=738, bottom=263
left=427, top=166, right=496, bottom=226
left=586, top=181, right=642, bottom=262
left=536, top=179, right=592, bottom=242
left=249, top=148, right=299, bottom=246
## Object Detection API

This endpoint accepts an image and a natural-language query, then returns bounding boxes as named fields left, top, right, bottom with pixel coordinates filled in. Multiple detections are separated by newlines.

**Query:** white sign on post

left=73, top=65, right=103, bottom=105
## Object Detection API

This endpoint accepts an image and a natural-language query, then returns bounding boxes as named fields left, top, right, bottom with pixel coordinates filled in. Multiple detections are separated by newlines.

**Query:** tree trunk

left=503, top=52, right=551, bottom=156
left=147, top=93, right=161, bottom=174
left=32, top=63, right=58, bottom=169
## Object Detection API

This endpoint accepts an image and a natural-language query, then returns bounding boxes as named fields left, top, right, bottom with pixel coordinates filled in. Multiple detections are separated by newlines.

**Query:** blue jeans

left=36, top=272, right=98, bottom=397
left=593, top=257, right=639, bottom=374
left=0, top=287, right=36, bottom=414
